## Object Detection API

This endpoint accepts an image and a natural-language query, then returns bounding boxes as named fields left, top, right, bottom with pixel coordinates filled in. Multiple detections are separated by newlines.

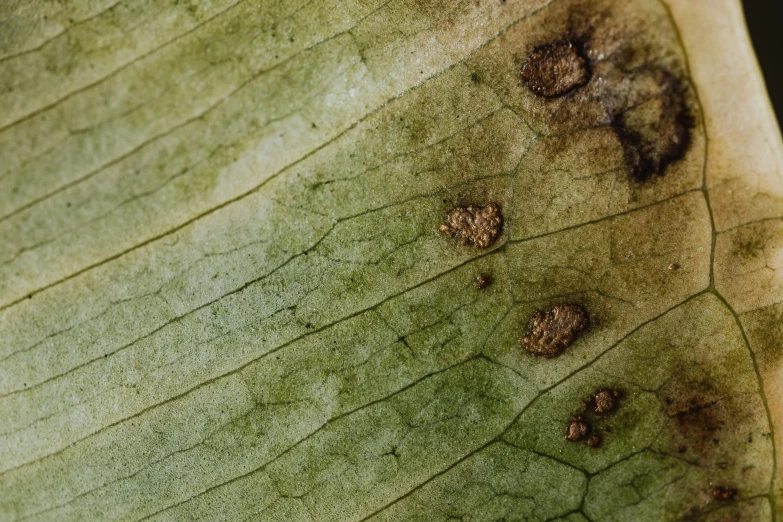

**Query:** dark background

left=743, top=0, right=783, bottom=131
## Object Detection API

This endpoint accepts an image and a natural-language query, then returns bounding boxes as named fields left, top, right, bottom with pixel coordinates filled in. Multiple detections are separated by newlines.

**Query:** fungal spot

left=520, top=303, right=590, bottom=358
left=566, top=417, right=589, bottom=441
left=593, top=389, right=620, bottom=414
left=438, top=203, right=503, bottom=249
left=712, top=486, right=737, bottom=501
left=475, top=274, right=492, bottom=290
left=668, top=263, right=680, bottom=271
left=587, top=435, right=601, bottom=447
left=521, top=41, right=590, bottom=98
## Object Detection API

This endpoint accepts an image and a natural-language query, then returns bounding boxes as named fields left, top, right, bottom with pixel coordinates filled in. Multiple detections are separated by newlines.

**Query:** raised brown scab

left=712, top=486, right=737, bottom=501
left=521, top=41, right=590, bottom=98
left=520, top=303, right=590, bottom=358
left=587, top=435, right=601, bottom=447
left=438, top=203, right=503, bottom=249
left=567, top=417, right=589, bottom=441
left=593, top=389, right=620, bottom=414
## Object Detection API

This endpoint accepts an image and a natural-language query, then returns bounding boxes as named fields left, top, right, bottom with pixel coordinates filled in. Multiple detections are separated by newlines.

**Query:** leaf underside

left=0, top=0, right=782, bottom=521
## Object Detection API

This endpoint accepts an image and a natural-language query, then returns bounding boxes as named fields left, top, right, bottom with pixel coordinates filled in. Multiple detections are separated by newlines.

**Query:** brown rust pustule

left=438, top=203, right=503, bottom=249
left=520, top=303, right=590, bottom=358
left=521, top=41, right=590, bottom=98
left=593, top=389, right=619, bottom=414
left=566, top=417, right=590, bottom=441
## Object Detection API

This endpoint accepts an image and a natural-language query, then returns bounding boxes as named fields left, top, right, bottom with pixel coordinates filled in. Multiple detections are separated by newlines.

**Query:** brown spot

left=475, top=274, right=492, bottom=290
left=668, top=263, right=680, bottom=270
left=567, top=417, right=589, bottom=441
left=587, top=435, right=601, bottom=447
left=712, top=486, right=737, bottom=501
left=520, top=303, right=590, bottom=358
left=521, top=41, right=590, bottom=98
left=438, top=203, right=503, bottom=249
left=593, top=389, right=619, bottom=414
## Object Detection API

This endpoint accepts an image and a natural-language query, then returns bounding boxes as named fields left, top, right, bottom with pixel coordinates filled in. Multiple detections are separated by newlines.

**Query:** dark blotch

left=712, top=486, right=738, bottom=501
left=520, top=303, right=590, bottom=358
left=610, top=70, right=695, bottom=182
left=521, top=41, right=591, bottom=98
left=662, top=379, right=727, bottom=456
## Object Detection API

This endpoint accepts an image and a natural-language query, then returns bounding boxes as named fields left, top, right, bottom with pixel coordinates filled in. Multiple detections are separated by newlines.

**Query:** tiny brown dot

left=587, top=435, right=601, bottom=447
left=475, top=274, right=492, bottom=290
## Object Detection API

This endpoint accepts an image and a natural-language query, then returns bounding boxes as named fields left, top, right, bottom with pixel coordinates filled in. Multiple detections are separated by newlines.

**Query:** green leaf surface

left=1, top=0, right=782, bottom=520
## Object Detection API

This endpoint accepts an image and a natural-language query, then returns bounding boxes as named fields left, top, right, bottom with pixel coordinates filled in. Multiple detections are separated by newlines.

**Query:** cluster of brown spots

left=438, top=203, right=503, bottom=249
left=567, top=417, right=590, bottom=441
left=521, top=41, right=590, bottom=98
left=475, top=274, right=492, bottom=290
left=566, top=387, right=622, bottom=448
left=520, top=303, right=590, bottom=358
left=711, top=486, right=738, bottom=501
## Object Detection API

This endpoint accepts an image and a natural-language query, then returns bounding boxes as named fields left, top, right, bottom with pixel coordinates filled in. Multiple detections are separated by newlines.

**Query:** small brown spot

left=438, top=203, right=503, bottom=249
left=475, top=274, right=492, bottom=290
left=567, top=417, right=589, bottom=441
left=520, top=303, right=590, bottom=358
left=594, top=389, right=619, bottom=414
left=521, top=41, right=590, bottom=98
left=668, top=263, right=680, bottom=270
left=587, top=435, right=601, bottom=447
left=712, top=486, right=737, bottom=501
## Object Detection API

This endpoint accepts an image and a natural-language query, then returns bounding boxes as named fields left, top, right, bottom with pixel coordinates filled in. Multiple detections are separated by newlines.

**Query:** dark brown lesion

left=592, top=388, right=620, bottom=414
left=521, top=41, right=591, bottom=98
left=520, top=303, right=590, bottom=358
left=566, top=417, right=590, bottom=441
left=438, top=203, right=503, bottom=249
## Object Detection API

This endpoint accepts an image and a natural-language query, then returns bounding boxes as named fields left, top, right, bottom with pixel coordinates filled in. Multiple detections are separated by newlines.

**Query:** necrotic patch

left=520, top=303, right=590, bottom=358
left=521, top=41, right=591, bottom=97
left=438, top=203, right=503, bottom=248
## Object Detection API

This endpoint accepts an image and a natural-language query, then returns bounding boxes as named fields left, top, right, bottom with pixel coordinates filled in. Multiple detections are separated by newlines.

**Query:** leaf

left=0, top=0, right=781, bottom=520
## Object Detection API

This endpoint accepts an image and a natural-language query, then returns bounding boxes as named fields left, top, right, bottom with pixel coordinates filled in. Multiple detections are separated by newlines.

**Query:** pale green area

left=0, top=0, right=775, bottom=521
